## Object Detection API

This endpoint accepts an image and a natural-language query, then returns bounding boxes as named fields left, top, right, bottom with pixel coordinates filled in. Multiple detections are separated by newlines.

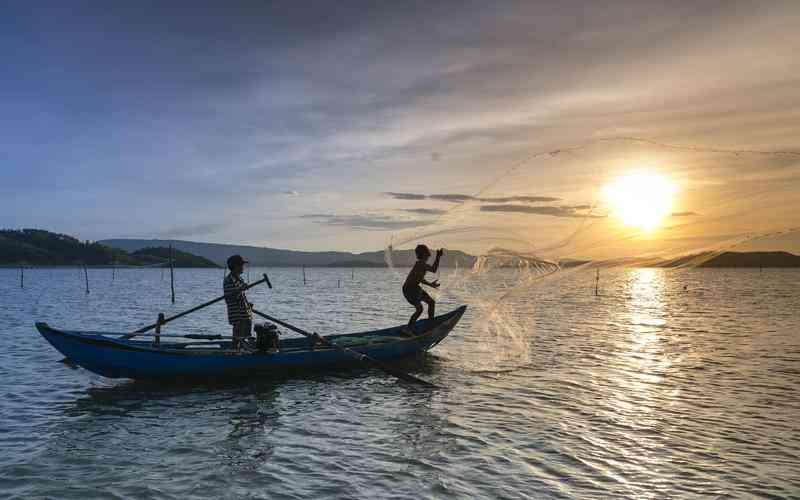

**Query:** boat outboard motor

left=254, top=322, right=280, bottom=352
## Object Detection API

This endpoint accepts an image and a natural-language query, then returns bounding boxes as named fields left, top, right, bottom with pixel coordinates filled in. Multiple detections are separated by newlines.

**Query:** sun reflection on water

left=598, top=268, right=678, bottom=491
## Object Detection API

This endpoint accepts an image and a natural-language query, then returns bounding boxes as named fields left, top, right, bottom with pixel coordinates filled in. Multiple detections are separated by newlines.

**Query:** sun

left=604, top=171, right=677, bottom=231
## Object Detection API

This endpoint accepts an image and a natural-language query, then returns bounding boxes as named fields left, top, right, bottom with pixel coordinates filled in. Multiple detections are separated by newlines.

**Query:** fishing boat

left=35, top=305, right=466, bottom=381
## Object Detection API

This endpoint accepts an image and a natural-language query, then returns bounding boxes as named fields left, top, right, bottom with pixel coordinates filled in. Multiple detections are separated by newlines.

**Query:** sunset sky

left=2, top=1, right=799, bottom=258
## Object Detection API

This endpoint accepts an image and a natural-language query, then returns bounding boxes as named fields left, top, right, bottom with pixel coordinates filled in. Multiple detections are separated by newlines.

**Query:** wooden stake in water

left=84, top=264, right=90, bottom=294
left=112, top=260, right=116, bottom=283
left=302, top=265, right=307, bottom=285
left=169, top=244, right=175, bottom=304
left=20, top=265, right=24, bottom=289
left=595, top=268, right=599, bottom=296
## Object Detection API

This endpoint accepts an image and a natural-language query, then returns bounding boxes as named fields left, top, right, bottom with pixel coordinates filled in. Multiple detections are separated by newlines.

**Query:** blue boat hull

left=35, top=306, right=466, bottom=380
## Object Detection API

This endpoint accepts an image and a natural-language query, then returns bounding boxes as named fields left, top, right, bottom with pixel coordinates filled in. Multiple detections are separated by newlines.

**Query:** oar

left=128, top=333, right=231, bottom=340
left=121, top=275, right=271, bottom=339
left=251, top=307, right=437, bottom=388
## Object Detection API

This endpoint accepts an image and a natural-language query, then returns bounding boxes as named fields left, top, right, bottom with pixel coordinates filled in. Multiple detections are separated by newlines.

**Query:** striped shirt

left=223, top=273, right=251, bottom=325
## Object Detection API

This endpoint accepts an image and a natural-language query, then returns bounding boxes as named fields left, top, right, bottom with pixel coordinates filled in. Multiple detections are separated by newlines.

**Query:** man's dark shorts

left=232, top=320, right=252, bottom=340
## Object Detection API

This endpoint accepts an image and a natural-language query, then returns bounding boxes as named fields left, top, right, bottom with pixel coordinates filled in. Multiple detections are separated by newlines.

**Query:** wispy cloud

left=480, top=204, right=604, bottom=218
left=385, top=192, right=561, bottom=203
left=483, top=196, right=562, bottom=203
left=384, top=192, right=428, bottom=200
left=400, top=208, right=447, bottom=215
left=671, top=211, right=699, bottom=217
left=301, top=213, right=433, bottom=230
left=429, top=194, right=474, bottom=202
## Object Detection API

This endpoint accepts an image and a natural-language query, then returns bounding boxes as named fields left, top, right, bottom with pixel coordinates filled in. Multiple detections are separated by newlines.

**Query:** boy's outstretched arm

left=427, top=248, right=444, bottom=273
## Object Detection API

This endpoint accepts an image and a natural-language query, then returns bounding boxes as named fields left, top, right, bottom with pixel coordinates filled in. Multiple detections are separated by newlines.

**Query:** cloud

left=480, top=204, right=604, bottom=218
left=385, top=192, right=561, bottom=203
left=400, top=208, right=447, bottom=215
left=429, top=194, right=474, bottom=202
left=384, top=192, right=428, bottom=200
left=671, top=211, right=699, bottom=217
left=482, top=196, right=562, bottom=203
left=301, top=213, right=433, bottom=230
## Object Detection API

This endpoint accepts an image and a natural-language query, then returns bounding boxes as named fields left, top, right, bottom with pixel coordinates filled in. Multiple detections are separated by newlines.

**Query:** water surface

left=1, top=267, right=798, bottom=498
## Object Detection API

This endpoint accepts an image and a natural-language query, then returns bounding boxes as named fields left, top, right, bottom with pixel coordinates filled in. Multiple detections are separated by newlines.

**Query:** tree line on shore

left=0, top=229, right=219, bottom=267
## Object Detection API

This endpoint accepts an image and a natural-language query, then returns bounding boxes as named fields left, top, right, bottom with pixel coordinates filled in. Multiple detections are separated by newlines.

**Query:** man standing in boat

left=224, top=254, right=253, bottom=350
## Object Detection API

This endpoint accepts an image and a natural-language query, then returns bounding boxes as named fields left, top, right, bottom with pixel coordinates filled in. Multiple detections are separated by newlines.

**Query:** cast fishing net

left=383, top=137, right=800, bottom=372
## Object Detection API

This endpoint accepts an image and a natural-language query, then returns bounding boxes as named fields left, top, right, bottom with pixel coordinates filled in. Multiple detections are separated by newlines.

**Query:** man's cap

left=227, top=254, right=249, bottom=269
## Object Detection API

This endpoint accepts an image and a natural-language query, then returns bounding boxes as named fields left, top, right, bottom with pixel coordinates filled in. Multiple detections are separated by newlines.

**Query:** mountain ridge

left=100, top=238, right=477, bottom=268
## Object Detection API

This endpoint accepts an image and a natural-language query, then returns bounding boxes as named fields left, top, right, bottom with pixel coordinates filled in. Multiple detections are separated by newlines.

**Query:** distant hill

left=0, top=229, right=219, bottom=267
left=654, top=251, right=800, bottom=268
left=699, top=251, right=800, bottom=268
left=100, top=238, right=477, bottom=268
left=132, top=247, right=220, bottom=268
left=1, top=229, right=136, bottom=266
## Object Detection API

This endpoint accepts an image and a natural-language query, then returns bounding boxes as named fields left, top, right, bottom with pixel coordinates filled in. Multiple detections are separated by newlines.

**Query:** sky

left=2, top=1, right=799, bottom=258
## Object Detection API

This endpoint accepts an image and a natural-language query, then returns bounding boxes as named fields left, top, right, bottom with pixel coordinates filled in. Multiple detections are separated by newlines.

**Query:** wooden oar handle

left=250, top=308, right=436, bottom=387
left=125, top=275, right=270, bottom=338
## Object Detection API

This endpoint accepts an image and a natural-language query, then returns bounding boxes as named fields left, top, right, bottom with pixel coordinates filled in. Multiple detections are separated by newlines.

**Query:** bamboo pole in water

left=20, top=265, right=24, bottom=289
left=595, top=268, right=599, bottom=296
left=169, top=245, right=175, bottom=304
left=84, top=264, right=90, bottom=294
left=302, top=265, right=307, bottom=285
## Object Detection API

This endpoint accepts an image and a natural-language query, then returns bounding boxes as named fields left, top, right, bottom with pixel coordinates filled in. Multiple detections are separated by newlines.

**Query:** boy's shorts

left=403, top=284, right=432, bottom=306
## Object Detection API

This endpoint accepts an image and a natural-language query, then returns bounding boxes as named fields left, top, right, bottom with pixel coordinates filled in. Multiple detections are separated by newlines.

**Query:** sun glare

left=604, top=171, right=677, bottom=232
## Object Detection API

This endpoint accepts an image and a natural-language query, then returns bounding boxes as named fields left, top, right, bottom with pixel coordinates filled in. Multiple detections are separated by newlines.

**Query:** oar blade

left=370, top=361, right=437, bottom=387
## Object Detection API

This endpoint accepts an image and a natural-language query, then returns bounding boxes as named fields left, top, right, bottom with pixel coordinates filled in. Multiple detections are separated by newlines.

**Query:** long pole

left=112, top=261, right=116, bottom=283
left=169, top=244, right=175, bottom=304
left=84, top=265, right=90, bottom=294
left=121, top=275, right=270, bottom=339
left=302, top=265, right=307, bottom=285
left=251, top=307, right=436, bottom=388
left=20, top=265, right=24, bottom=289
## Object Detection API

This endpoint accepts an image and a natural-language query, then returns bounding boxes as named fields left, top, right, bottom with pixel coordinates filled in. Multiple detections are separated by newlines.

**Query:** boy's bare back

left=404, top=260, right=430, bottom=288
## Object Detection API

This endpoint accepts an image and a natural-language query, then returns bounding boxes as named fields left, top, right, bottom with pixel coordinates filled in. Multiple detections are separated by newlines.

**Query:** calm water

left=0, top=267, right=798, bottom=499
